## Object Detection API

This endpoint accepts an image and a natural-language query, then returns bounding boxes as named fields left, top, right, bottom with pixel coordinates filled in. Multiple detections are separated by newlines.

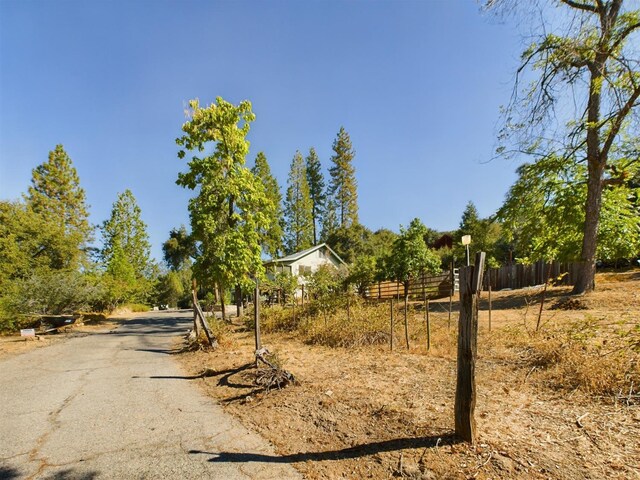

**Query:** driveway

left=0, top=311, right=301, bottom=479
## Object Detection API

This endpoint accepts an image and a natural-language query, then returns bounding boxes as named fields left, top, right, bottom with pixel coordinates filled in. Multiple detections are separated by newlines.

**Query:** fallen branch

left=254, top=347, right=295, bottom=390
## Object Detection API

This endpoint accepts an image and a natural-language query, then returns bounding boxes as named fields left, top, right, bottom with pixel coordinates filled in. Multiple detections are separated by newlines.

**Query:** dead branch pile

left=179, top=329, right=218, bottom=353
left=551, top=297, right=589, bottom=310
left=255, top=347, right=295, bottom=390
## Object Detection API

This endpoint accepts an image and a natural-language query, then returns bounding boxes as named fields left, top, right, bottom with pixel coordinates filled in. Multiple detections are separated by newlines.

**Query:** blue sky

left=0, top=0, right=523, bottom=262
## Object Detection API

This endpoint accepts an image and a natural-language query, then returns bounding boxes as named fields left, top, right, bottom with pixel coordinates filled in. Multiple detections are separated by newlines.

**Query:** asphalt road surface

left=0, top=311, right=301, bottom=479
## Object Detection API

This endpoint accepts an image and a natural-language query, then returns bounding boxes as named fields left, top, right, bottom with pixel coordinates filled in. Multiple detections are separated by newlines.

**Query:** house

left=263, top=243, right=346, bottom=285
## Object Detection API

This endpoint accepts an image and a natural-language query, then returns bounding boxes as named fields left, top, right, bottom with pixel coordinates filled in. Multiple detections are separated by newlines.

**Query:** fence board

left=482, top=260, right=580, bottom=291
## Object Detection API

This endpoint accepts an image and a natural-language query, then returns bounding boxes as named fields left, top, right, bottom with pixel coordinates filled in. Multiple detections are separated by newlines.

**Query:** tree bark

left=219, top=281, right=227, bottom=322
left=235, top=284, right=243, bottom=318
left=573, top=53, right=606, bottom=295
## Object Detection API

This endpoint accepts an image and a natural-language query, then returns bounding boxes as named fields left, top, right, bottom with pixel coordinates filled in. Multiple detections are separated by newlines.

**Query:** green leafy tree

left=101, top=189, right=152, bottom=279
left=26, top=144, right=92, bottom=268
left=306, top=147, right=326, bottom=245
left=156, top=269, right=192, bottom=308
left=498, top=153, right=640, bottom=263
left=328, top=127, right=359, bottom=228
left=385, top=218, right=441, bottom=297
left=455, top=201, right=502, bottom=266
left=490, top=0, right=640, bottom=293
left=252, top=152, right=284, bottom=257
left=0, top=201, right=101, bottom=329
left=324, top=223, right=372, bottom=264
left=284, top=151, right=314, bottom=253
left=176, top=97, right=272, bottom=319
left=162, top=225, right=195, bottom=272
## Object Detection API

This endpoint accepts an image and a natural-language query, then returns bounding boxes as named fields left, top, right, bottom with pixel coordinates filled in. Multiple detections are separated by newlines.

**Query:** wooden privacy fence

left=364, top=271, right=455, bottom=300
left=482, top=260, right=581, bottom=291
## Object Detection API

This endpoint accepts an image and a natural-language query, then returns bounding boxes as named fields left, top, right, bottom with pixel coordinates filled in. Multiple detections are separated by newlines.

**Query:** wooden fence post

left=488, top=284, right=492, bottom=332
left=192, top=280, right=202, bottom=338
left=390, top=298, right=394, bottom=351
left=455, top=251, right=485, bottom=444
left=448, top=261, right=454, bottom=330
left=254, top=280, right=261, bottom=351
left=425, top=295, right=431, bottom=351
left=404, top=292, right=410, bottom=350
left=192, top=288, right=216, bottom=348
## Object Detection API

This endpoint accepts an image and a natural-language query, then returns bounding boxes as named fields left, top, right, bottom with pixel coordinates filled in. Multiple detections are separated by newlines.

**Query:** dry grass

left=177, top=270, right=640, bottom=479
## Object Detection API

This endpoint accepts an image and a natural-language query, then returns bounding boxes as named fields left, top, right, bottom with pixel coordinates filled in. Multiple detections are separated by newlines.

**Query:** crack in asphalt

left=25, top=368, right=95, bottom=480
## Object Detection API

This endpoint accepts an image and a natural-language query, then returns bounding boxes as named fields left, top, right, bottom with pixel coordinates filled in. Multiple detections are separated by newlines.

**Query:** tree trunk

left=235, top=284, right=243, bottom=318
left=573, top=165, right=604, bottom=294
left=573, top=53, right=606, bottom=295
left=219, top=281, right=226, bottom=322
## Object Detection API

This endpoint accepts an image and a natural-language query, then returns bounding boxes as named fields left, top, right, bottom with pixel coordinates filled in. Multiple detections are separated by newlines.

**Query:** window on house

left=298, top=265, right=312, bottom=275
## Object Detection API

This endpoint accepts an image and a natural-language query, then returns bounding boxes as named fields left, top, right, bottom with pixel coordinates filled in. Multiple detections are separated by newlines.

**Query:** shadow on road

left=42, top=469, right=100, bottom=480
left=189, top=433, right=458, bottom=464
left=0, top=466, right=21, bottom=479
left=132, top=363, right=255, bottom=384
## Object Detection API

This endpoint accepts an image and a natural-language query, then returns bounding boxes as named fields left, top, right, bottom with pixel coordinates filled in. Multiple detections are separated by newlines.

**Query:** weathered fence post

left=536, top=262, right=551, bottom=332
left=455, top=251, right=485, bottom=444
left=192, top=279, right=202, bottom=338
left=404, top=292, right=410, bottom=350
left=301, top=284, right=305, bottom=309
left=192, top=287, right=216, bottom=347
left=254, top=280, right=261, bottom=352
left=390, top=298, right=394, bottom=351
left=448, top=261, right=454, bottom=330
left=425, top=294, right=431, bottom=351
left=488, top=284, right=492, bottom=332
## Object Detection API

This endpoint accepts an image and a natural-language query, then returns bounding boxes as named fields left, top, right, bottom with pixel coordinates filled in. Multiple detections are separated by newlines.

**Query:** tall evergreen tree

left=284, top=151, right=314, bottom=253
left=26, top=144, right=92, bottom=268
left=101, top=189, right=151, bottom=279
left=320, top=196, right=339, bottom=242
left=328, top=127, right=358, bottom=228
left=305, top=147, right=325, bottom=245
left=251, top=152, right=284, bottom=258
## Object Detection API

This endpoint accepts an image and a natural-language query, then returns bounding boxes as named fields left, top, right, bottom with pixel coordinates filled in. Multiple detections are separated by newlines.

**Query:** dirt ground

left=0, top=314, right=131, bottom=360
left=177, top=271, right=640, bottom=480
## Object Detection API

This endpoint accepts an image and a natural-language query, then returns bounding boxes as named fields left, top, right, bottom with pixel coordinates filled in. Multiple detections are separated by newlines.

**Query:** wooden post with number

left=455, top=251, right=485, bottom=444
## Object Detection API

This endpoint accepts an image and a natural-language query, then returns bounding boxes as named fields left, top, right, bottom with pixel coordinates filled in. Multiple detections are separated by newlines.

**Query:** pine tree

left=251, top=152, right=284, bottom=258
left=101, top=189, right=151, bottom=279
left=26, top=144, right=92, bottom=268
left=458, top=201, right=481, bottom=239
left=305, top=147, right=325, bottom=245
left=328, top=127, right=358, bottom=228
left=320, top=196, right=338, bottom=242
left=284, top=151, right=314, bottom=253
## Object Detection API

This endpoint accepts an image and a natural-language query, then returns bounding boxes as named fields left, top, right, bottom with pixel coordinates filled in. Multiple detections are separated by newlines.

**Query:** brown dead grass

left=176, top=271, right=640, bottom=479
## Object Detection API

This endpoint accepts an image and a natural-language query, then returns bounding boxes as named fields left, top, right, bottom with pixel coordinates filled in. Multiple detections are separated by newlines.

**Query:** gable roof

left=264, top=243, right=346, bottom=266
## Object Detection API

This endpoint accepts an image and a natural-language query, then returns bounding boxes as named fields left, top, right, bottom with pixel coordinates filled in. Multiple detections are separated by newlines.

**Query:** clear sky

left=0, top=0, right=524, bottom=262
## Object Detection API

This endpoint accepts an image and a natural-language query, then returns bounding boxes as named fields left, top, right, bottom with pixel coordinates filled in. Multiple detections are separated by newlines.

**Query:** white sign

left=20, top=329, right=36, bottom=337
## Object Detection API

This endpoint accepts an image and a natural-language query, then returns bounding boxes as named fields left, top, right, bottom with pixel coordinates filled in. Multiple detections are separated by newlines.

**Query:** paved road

left=0, top=312, right=301, bottom=479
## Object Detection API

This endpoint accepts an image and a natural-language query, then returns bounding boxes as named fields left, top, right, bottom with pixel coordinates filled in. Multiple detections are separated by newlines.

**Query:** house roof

left=264, top=243, right=346, bottom=266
